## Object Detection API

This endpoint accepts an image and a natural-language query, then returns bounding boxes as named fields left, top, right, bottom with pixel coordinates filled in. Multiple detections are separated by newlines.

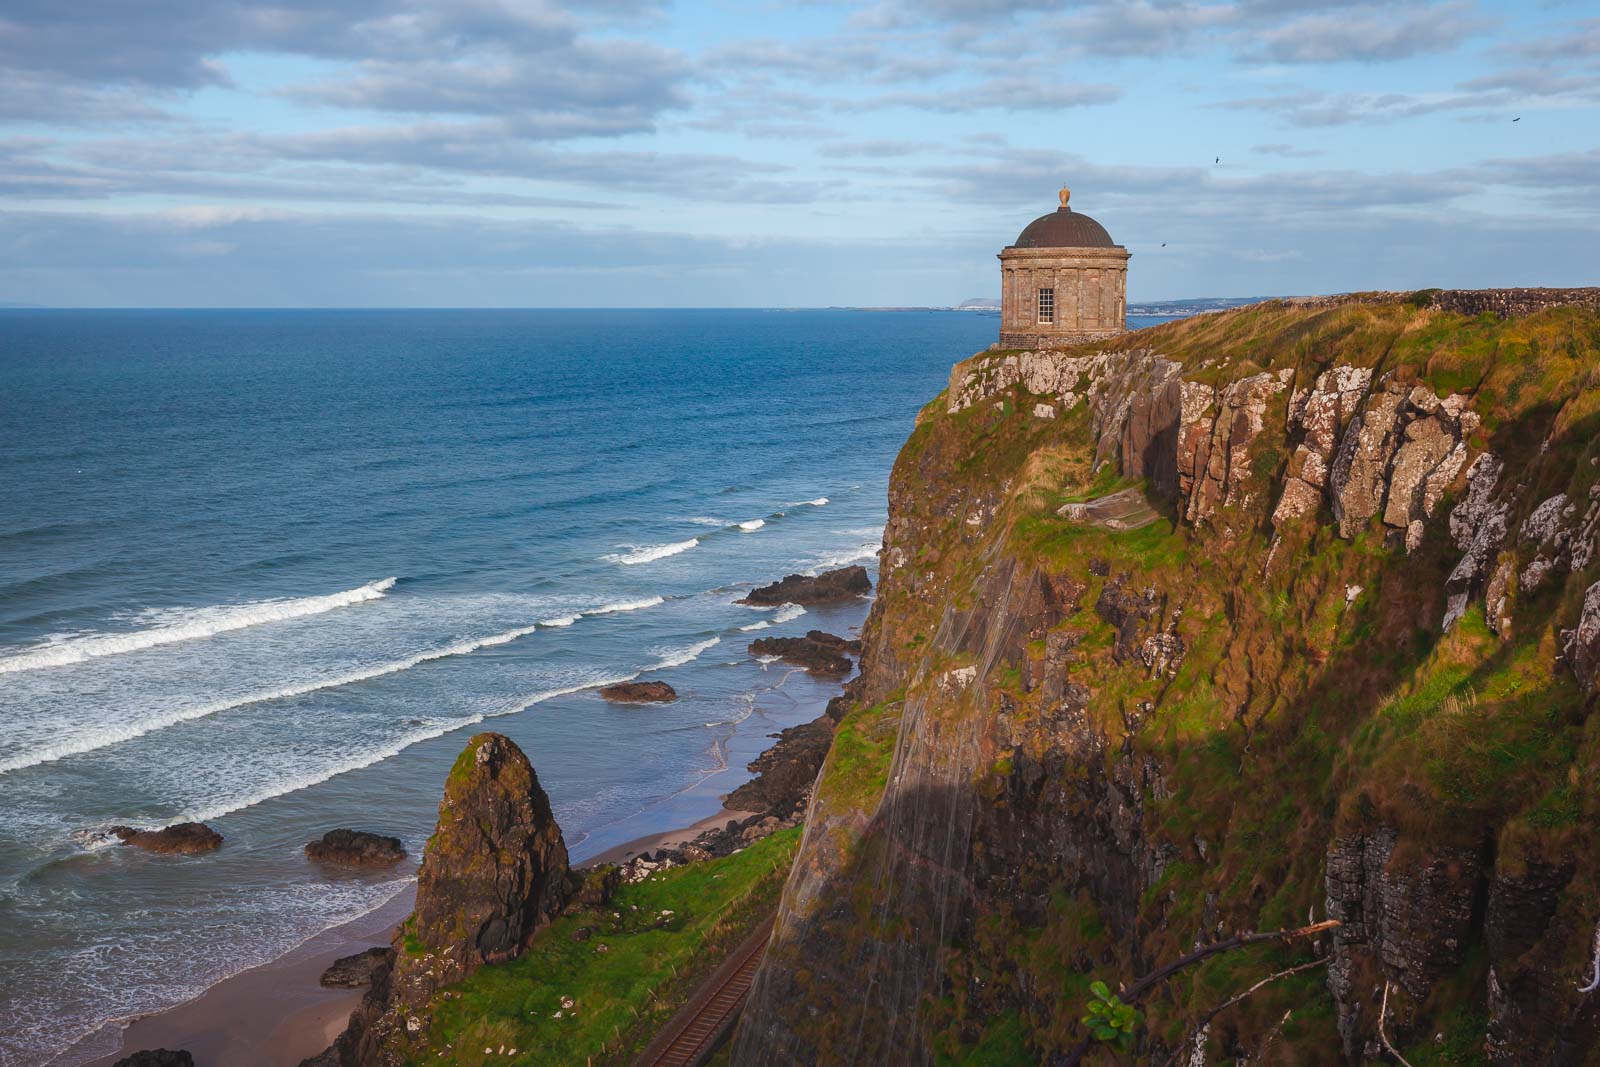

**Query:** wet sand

left=77, top=808, right=754, bottom=1066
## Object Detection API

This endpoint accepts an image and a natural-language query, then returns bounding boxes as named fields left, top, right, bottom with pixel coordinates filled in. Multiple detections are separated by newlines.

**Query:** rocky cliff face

left=333, top=732, right=571, bottom=1066
left=735, top=294, right=1600, bottom=1065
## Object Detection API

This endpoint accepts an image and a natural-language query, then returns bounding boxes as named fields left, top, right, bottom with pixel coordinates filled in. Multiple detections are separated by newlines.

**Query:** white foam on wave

left=772, top=603, right=807, bottom=624
left=653, top=636, right=722, bottom=670
left=787, top=497, right=829, bottom=508
left=806, top=542, right=880, bottom=574
left=0, top=593, right=672, bottom=777
left=686, top=516, right=727, bottom=526
left=602, top=539, right=698, bottom=565
left=0, top=619, right=538, bottom=776
left=739, top=620, right=771, bottom=632
left=736, top=519, right=765, bottom=531
left=174, top=675, right=632, bottom=825
left=0, top=578, right=397, bottom=675
left=590, top=595, right=666, bottom=615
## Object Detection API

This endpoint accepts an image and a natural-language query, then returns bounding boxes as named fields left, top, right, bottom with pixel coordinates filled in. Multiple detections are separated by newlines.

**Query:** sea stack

left=331, top=732, right=571, bottom=1064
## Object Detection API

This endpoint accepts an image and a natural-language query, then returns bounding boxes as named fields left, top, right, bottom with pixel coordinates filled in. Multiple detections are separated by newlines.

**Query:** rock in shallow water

left=320, top=946, right=396, bottom=988
left=748, top=630, right=860, bottom=675
left=108, top=823, right=221, bottom=855
left=305, top=829, right=407, bottom=867
left=598, top=679, right=677, bottom=703
left=737, top=564, right=871, bottom=606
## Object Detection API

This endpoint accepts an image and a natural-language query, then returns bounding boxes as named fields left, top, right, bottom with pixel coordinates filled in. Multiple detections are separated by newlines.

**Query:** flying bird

left=1161, top=243, right=1167, bottom=247
left=1513, top=116, right=1521, bottom=122
left=1214, top=156, right=1220, bottom=164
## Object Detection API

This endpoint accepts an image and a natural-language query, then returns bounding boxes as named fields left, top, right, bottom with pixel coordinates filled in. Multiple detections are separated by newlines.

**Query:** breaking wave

left=172, top=674, right=638, bottom=827
left=602, top=540, right=698, bottom=565
left=807, top=542, right=880, bottom=573
left=652, top=636, right=722, bottom=670
left=0, top=578, right=397, bottom=675
left=0, top=595, right=668, bottom=777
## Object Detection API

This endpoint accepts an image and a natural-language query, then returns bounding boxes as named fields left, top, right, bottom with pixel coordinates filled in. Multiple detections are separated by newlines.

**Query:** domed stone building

left=999, top=187, right=1130, bottom=348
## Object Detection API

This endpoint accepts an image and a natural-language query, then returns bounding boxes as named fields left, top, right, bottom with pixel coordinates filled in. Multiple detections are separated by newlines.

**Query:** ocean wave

left=686, top=516, right=727, bottom=526
left=173, top=675, right=631, bottom=825
left=653, top=636, right=722, bottom=670
left=788, top=497, right=829, bottom=507
left=0, top=620, right=541, bottom=776
left=772, top=603, right=807, bottom=624
left=602, top=539, right=698, bottom=565
left=0, top=594, right=671, bottom=777
left=590, top=595, right=666, bottom=614
left=806, top=542, right=880, bottom=573
left=0, top=577, right=397, bottom=675
left=736, top=519, right=766, bottom=531
left=739, top=620, right=771, bottom=631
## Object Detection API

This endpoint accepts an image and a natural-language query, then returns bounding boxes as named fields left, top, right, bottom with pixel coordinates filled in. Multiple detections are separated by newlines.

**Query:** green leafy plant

left=1082, top=980, right=1140, bottom=1051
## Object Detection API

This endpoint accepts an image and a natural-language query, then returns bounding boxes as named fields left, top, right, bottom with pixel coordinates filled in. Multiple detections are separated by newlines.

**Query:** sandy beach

left=75, top=807, right=755, bottom=1067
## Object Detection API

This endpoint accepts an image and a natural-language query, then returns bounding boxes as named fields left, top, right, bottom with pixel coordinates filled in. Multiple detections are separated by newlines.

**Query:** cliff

left=734, top=293, right=1600, bottom=1065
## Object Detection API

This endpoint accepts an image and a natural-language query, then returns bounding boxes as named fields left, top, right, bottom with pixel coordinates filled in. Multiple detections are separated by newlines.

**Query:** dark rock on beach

left=726, top=714, right=835, bottom=817
left=109, top=823, right=222, bottom=855
left=749, top=630, right=861, bottom=675
left=737, top=564, right=871, bottom=606
left=319, top=946, right=395, bottom=989
left=113, top=1052, right=194, bottom=1067
left=305, top=829, right=407, bottom=867
left=598, top=679, right=677, bottom=703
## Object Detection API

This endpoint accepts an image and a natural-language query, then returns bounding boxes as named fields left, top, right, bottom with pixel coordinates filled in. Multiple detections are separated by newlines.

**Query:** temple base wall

left=996, top=328, right=1125, bottom=349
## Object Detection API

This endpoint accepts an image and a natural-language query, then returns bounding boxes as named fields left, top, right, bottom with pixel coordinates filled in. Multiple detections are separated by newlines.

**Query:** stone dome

left=1010, top=186, right=1117, bottom=249
left=1012, top=207, right=1115, bottom=249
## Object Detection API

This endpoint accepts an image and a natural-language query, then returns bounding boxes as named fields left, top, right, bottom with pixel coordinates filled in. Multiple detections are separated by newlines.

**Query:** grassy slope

left=406, top=828, right=800, bottom=1066
left=818, top=299, right=1600, bottom=1063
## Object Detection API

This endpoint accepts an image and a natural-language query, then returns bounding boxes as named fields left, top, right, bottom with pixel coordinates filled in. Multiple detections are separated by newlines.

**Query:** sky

left=0, top=0, right=1596, bottom=307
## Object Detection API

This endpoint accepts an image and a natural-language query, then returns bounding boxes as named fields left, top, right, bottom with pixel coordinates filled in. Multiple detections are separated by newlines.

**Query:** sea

left=0, top=308, right=1164, bottom=1064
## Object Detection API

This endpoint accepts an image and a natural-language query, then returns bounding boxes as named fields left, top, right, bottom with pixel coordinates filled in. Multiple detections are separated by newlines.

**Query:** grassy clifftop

left=736, top=295, right=1600, bottom=1065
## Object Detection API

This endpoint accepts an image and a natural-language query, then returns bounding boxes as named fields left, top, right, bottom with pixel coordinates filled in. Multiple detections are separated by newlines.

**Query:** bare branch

left=1578, top=921, right=1600, bottom=993
left=1377, top=981, right=1416, bottom=1067
left=1162, top=957, right=1329, bottom=1067
left=1061, top=920, right=1340, bottom=1066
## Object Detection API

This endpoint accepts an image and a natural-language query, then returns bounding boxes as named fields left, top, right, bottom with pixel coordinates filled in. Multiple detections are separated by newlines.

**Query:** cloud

left=0, top=1, right=685, bottom=133
left=1508, top=18, right=1600, bottom=61
left=0, top=123, right=844, bottom=207
left=819, top=140, right=931, bottom=158
left=848, top=78, right=1121, bottom=112
left=1251, top=142, right=1322, bottom=157
left=1245, top=1, right=1487, bottom=63
left=285, top=39, right=690, bottom=132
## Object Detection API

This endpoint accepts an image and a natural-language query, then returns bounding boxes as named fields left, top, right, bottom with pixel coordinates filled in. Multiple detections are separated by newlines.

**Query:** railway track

left=633, top=913, right=774, bottom=1067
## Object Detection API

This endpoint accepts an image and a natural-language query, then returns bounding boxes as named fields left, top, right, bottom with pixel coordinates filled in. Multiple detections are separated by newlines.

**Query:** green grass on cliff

left=815, top=698, right=902, bottom=813
left=407, top=827, right=800, bottom=1067
left=835, top=299, right=1600, bottom=1063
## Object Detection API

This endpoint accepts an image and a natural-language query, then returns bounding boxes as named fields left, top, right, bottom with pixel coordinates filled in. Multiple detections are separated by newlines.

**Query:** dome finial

left=1059, top=185, right=1071, bottom=209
